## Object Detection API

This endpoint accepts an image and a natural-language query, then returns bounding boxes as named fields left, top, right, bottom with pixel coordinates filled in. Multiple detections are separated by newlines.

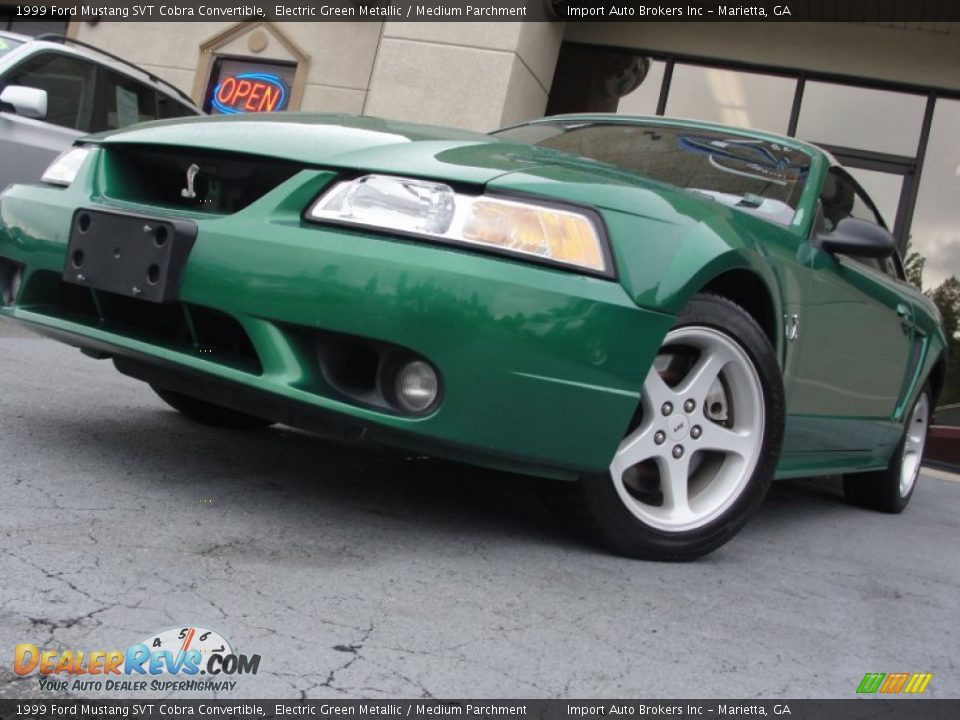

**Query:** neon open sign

left=211, top=72, right=288, bottom=114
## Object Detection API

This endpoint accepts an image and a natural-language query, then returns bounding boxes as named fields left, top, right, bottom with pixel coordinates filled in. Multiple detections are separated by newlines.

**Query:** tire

left=544, top=293, right=785, bottom=561
left=843, top=386, right=931, bottom=513
left=151, top=385, right=275, bottom=431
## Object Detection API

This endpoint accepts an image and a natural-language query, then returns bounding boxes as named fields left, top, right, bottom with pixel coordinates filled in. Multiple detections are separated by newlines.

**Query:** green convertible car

left=0, top=113, right=947, bottom=559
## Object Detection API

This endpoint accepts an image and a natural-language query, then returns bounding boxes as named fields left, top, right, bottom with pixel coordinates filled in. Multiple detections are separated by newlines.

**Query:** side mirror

left=0, top=85, right=48, bottom=119
left=818, top=217, right=895, bottom=259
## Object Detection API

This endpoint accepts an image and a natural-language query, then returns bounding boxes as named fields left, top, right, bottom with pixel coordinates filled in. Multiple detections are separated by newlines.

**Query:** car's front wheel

left=151, top=385, right=275, bottom=431
left=843, top=386, right=931, bottom=513
left=546, top=294, right=784, bottom=560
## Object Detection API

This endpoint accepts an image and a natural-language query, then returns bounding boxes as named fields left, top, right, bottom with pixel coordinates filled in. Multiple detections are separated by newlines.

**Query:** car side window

left=3, top=52, right=96, bottom=131
left=884, top=251, right=906, bottom=282
left=157, top=93, right=197, bottom=120
left=819, top=168, right=884, bottom=231
left=97, top=69, right=159, bottom=131
left=98, top=71, right=196, bottom=127
left=819, top=168, right=892, bottom=275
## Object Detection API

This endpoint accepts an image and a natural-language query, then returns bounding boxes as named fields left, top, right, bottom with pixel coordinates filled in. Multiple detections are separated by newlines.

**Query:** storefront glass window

left=615, top=59, right=665, bottom=116
left=911, top=99, right=960, bottom=293
left=0, top=5, right=67, bottom=36
left=662, top=65, right=795, bottom=133
left=796, top=81, right=926, bottom=157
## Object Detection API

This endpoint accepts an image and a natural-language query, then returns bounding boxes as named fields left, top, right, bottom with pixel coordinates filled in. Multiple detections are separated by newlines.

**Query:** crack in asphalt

left=8, top=551, right=103, bottom=605
left=301, top=623, right=376, bottom=699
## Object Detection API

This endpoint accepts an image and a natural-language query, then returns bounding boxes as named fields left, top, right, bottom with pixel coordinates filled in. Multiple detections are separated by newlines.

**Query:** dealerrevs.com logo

left=14, top=626, right=261, bottom=693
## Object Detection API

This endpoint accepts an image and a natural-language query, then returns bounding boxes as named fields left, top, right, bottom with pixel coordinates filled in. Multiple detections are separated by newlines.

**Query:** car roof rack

left=34, top=34, right=196, bottom=107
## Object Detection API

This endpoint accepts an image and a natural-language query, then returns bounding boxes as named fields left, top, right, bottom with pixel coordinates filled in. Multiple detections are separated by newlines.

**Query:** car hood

left=87, top=113, right=720, bottom=225
left=88, top=113, right=569, bottom=183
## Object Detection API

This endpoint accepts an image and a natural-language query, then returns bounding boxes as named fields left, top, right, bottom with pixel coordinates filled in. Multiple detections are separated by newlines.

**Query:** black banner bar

left=7, top=0, right=960, bottom=23
left=1, top=700, right=960, bottom=720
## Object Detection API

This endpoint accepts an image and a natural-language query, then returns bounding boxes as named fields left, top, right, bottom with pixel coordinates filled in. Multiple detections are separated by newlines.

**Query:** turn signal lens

left=41, top=147, right=91, bottom=187
left=460, top=198, right=605, bottom=272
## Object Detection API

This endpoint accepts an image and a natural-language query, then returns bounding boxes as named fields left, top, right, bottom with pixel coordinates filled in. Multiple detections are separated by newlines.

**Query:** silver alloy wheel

left=899, top=393, right=929, bottom=498
left=610, top=326, right=765, bottom=533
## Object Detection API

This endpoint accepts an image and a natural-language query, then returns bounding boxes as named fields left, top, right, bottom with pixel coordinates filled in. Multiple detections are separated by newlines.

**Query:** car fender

left=487, top=164, right=789, bottom=337
left=605, top=206, right=788, bottom=354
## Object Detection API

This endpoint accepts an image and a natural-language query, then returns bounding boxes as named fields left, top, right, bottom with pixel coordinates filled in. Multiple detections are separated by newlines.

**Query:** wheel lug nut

left=672, top=445, right=684, bottom=459
left=691, top=425, right=702, bottom=440
left=684, top=399, right=696, bottom=413
left=654, top=430, right=666, bottom=445
left=661, top=402, right=673, bottom=416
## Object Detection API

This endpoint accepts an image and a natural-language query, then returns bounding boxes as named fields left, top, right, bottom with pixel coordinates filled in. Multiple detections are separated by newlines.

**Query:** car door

left=788, top=168, right=917, bottom=452
left=0, top=51, right=96, bottom=190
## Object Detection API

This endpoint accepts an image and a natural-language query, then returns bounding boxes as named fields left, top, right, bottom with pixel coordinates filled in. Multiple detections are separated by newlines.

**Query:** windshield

left=493, top=121, right=810, bottom=227
left=0, top=36, right=23, bottom=58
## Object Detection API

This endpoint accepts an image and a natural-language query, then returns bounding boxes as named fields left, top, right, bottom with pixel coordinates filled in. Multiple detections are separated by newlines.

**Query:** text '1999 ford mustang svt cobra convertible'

left=0, top=113, right=946, bottom=559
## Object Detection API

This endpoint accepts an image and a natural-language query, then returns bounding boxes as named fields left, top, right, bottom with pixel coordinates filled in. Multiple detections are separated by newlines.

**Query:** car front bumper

left=0, top=171, right=675, bottom=479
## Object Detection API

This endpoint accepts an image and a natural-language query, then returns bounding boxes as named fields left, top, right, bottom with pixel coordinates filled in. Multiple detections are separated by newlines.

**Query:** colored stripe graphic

left=904, top=673, right=933, bottom=694
left=857, top=673, right=885, bottom=693
left=857, top=672, right=932, bottom=694
left=880, top=672, right=909, bottom=693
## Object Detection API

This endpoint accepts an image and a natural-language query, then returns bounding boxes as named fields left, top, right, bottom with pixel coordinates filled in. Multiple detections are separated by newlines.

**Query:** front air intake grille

left=21, top=271, right=262, bottom=374
left=101, top=144, right=301, bottom=215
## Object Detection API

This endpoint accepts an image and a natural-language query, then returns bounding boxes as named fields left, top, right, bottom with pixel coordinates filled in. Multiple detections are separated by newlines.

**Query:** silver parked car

left=0, top=32, right=202, bottom=191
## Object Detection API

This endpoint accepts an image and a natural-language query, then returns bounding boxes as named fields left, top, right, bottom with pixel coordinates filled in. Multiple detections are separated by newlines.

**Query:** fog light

left=395, top=360, right=439, bottom=413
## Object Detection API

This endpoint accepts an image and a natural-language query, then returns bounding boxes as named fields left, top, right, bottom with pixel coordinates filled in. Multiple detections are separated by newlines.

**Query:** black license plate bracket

left=63, top=208, right=197, bottom=304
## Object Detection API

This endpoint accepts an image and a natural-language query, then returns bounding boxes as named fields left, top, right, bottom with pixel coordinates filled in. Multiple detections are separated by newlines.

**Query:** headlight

left=307, top=174, right=609, bottom=275
left=41, top=147, right=91, bottom=187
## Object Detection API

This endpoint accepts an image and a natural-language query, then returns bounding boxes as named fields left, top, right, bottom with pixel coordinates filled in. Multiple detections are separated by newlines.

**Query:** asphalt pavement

left=1, top=317, right=958, bottom=699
